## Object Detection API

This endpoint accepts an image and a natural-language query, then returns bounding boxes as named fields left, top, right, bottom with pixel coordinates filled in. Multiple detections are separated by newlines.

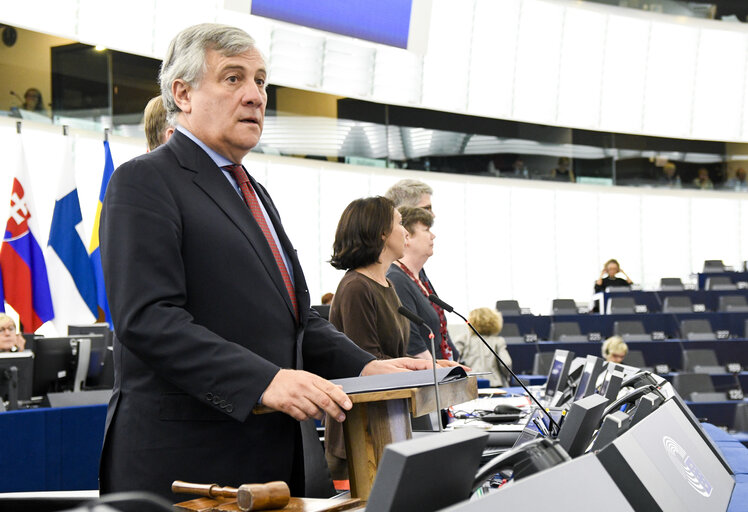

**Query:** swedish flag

left=89, top=140, right=115, bottom=327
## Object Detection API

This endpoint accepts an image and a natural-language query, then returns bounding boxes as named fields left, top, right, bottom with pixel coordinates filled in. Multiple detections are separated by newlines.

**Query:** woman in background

left=325, top=196, right=410, bottom=479
left=0, top=314, right=25, bottom=352
left=387, top=206, right=459, bottom=362
left=602, top=335, right=628, bottom=364
left=454, top=307, right=512, bottom=387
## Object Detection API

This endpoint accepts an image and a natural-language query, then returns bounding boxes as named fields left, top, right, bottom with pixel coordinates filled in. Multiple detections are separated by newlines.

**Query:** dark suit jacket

left=98, top=131, right=374, bottom=501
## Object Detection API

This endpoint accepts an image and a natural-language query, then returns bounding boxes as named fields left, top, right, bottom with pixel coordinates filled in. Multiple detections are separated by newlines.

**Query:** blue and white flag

left=46, top=138, right=97, bottom=332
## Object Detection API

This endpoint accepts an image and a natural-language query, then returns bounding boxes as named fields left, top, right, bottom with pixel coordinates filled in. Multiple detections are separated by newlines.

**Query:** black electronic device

left=0, top=352, right=33, bottom=410
left=557, top=393, right=610, bottom=457
left=366, top=429, right=488, bottom=512
left=69, top=325, right=113, bottom=389
left=599, top=365, right=624, bottom=401
left=32, top=335, right=106, bottom=397
left=628, top=391, right=664, bottom=427
left=472, top=437, right=571, bottom=493
left=574, top=355, right=605, bottom=402
left=589, top=410, right=632, bottom=452
left=427, top=294, right=562, bottom=436
left=543, top=349, right=575, bottom=406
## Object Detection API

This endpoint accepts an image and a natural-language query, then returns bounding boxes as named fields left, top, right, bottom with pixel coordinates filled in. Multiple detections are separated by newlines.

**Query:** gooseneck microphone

left=427, top=294, right=562, bottom=436
left=397, top=306, right=443, bottom=432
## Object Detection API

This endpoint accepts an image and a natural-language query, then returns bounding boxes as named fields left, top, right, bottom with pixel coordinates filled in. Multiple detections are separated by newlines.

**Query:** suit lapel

left=167, top=132, right=296, bottom=321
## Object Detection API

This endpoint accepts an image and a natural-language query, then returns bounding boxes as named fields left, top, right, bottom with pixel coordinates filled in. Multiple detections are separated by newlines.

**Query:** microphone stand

left=428, top=294, right=562, bottom=436
left=397, top=306, right=443, bottom=432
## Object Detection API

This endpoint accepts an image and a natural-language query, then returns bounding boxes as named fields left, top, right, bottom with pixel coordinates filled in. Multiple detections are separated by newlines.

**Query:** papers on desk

left=331, top=366, right=467, bottom=395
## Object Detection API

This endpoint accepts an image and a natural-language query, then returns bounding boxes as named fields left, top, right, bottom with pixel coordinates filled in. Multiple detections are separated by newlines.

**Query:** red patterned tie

left=225, top=164, right=299, bottom=321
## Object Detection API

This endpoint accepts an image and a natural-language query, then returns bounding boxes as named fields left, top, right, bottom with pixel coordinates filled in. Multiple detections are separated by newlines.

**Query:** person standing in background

left=143, top=95, right=175, bottom=151
left=594, top=259, right=633, bottom=294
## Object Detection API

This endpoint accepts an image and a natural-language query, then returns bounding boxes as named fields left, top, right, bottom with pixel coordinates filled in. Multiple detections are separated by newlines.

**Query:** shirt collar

left=176, top=125, right=235, bottom=168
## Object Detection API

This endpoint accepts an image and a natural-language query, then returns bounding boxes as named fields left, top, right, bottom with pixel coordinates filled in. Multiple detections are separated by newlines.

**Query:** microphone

left=397, top=306, right=443, bottom=432
left=9, top=90, right=23, bottom=105
left=427, top=294, right=562, bottom=436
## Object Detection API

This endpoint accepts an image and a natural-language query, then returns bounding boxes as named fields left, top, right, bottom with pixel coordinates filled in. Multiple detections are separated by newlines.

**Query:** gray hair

left=159, top=23, right=259, bottom=126
left=384, top=179, right=433, bottom=208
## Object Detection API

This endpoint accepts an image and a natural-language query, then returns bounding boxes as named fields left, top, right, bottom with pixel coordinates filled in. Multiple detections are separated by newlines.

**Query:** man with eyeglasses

left=0, top=314, right=25, bottom=352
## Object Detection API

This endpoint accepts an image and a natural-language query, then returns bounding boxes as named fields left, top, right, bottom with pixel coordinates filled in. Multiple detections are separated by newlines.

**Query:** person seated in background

left=454, top=308, right=512, bottom=387
left=0, top=314, right=25, bottom=352
left=143, top=95, right=175, bottom=151
left=551, top=156, right=575, bottom=182
left=325, top=196, right=412, bottom=479
left=594, top=258, right=633, bottom=294
left=388, top=206, right=459, bottom=361
left=320, top=292, right=334, bottom=305
left=22, top=87, right=46, bottom=114
left=692, top=167, right=714, bottom=190
left=658, top=162, right=681, bottom=188
left=602, top=335, right=628, bottom=364
left=724, top=167, right=747, bottom=191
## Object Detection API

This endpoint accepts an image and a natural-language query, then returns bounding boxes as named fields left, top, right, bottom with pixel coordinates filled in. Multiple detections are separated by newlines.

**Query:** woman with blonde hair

left=454, top=307, right=512, bottom=387
left=602, top=335, right=628, bottom=364
left=0, top=314, right=25, bottom=352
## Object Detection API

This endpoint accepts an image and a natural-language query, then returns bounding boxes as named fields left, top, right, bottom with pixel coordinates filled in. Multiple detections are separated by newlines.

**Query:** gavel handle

left=171, top=480, right=238, bottom=498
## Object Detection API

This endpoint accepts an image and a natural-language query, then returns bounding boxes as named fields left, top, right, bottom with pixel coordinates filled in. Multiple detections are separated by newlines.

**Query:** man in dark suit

left=99, top=23, right=430, bottom=503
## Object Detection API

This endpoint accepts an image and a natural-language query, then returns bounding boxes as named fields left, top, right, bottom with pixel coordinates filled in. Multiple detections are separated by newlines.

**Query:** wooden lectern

left=341, top=376, right=477, bottom=500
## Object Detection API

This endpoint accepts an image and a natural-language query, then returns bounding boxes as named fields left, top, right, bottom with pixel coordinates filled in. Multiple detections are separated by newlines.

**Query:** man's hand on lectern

left=262, top=369, right=351, bottom=423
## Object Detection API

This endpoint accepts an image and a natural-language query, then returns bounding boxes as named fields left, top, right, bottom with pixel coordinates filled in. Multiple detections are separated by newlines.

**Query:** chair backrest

left=662, top=295, right=693, bottom=313
left=671, top=372, right=715, bottom=397
left=311, top=304, right=330, bottom=320
left=705, top=276, right=737, bottom=291
left=495, top=300, right=521, bottom=316
left=607, top=297, right=636, bottom=314
left=734, top=403, right=748, bottom=432
left=549, top=321, right=581, bottom=340
left=680, top=319, right=713, bottom=337
left=623, top=350, right=647, bottom=369
left=551, top=299, right=577, bottom=315
left=682, top=348, right=719, bottom=371
left=532, top=351, right=554, bottom=375
left=501, top=322, right=521, bottom=337
left=718, top=295, right=748, bottom=312
left=659, top=277, right=684, bottom=291
left=689, top=391, right=728, bottom=402
left=613, top=320, right=647, bottom=335
left=745, top=319, right=748, bottom=338
left=703, top=259, right=725, bottom=273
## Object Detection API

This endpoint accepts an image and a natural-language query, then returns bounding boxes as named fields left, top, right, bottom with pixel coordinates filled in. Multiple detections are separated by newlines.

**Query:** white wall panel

left=77, top=0, right=156, bottom=56
left=420, top=0, right=472, bottom=112
left=467, top=0, right=521, bottom=119
left=640, top=194, right=692, bottom=286
left=152, top=0, right=221, bottom=58
left=507, top=186, right=557, bottom=313
left=600, top=15, right=650, bottom=134
left=554, top=189, right=601, bottom=312
left=692, top=28, right=747, bottom=141
left=557, top=8, right=606, bottom=129
left=0, top=0, right=78, bottom=40
left=513, top=0, right=564, bottom=125
left=464, top=181, right=513, bottom=311
left=690, top=196, right=741, bottom=270
left=643, top=21, right=698, bottom=138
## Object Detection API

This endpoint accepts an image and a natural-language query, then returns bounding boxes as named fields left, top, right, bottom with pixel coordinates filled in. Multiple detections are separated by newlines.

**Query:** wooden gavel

left=172, top=480, right=290, bottom=511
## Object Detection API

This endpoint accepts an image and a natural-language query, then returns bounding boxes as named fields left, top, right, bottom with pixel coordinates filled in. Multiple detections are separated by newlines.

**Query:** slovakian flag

left=88, top=140, right=115, bottom=327
left=46, top=138, right=97, bottom=332
left=0, top=139, right=54, bottom=332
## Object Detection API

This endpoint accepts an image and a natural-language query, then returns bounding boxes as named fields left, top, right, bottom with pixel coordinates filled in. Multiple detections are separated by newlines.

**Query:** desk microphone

left=397, top=306, right=443, bottom=432
left=427, top=294, right=562, bottom=436
left=9, top=90, right=23, bottom=105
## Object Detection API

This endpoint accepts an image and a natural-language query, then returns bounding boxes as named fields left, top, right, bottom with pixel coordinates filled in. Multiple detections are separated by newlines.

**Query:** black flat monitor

left=589, top=410, right=632, bottom=452
left=574, top=355, right=605, bottom=402
left=599, top=364, right=624, bottom=401
left=68, top=325, right=112, bottom=388
left=557, top=393, right=609, bottom=457
left=544, top=349, right=575, bottom=405
left=0, top=352, right=33, bottom=410
left=32, top=335, right=105, bottom=397
left=366, top=429, right=488, bottom=512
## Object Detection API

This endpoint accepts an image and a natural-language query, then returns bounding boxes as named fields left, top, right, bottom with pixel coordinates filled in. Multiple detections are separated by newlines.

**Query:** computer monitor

left=68, top=325, right=113, bottom=389
left=32, top=335, right=106, bottom=397
left=0, top=352, right=33, bottom=410
left=574, top=355, right=605, bottom=402
left=557, top=393, right=609, bottom=457
left=589, top=410, right=632, bottom=452
left=599, top=364, right=624, bottom=401
left=366, top=429, right=488, bottom=512
left=544, top=349, right=575, bottom=405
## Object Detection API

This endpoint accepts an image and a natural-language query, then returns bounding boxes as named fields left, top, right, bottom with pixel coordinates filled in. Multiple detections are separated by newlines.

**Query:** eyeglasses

left=0, top=325, right=16, bottom=333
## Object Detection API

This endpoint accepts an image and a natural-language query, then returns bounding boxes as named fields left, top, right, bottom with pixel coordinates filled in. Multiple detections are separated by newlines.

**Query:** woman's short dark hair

left=330, top=196, right=395, bottom=270
left=398, top=206, right=433, bottom=234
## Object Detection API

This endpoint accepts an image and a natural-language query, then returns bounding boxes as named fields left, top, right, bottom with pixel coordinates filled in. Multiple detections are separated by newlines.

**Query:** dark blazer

left=99, top=131, right=374, bottom=501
